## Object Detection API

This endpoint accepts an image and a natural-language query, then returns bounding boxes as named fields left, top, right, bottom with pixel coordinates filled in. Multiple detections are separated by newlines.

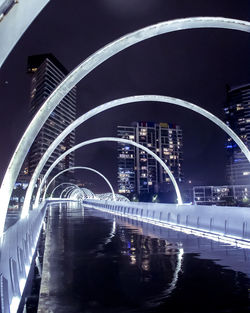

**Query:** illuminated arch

left=50, top=182, right=77, bottom=198
left=65, top=187, right=85, bottom=199
left=66, top=187, right=85, bottom=200
left=0, top=0, right=50, bottom=68
left=43, top=166, right=116, bottom=202
left=0, top=17, right=249, bottom=235
left=97, top=193, right=130, bottom=202
left=60, top=185, right=78, bottom=198
left=80, top=188, right=96, bottom=199
left=27, top=136, right=183, bottom=218
left=22, top=94, right=250, bottom=218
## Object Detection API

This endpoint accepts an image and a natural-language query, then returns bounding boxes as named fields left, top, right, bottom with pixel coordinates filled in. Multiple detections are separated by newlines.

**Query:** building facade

left=193, top=185, right=250, bottom=206
left=224, top=84, right=250, bottom=185
left=117, top=122, right=184, bottom=196
left=19, top=54, right=76, bottom=181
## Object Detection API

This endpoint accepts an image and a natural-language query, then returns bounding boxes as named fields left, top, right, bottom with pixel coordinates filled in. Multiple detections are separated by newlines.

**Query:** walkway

left=37, top=203, right=250, bottom=313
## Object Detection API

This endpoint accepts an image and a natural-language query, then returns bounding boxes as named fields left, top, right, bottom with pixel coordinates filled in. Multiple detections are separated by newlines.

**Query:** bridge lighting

left=19, top=279, right=26, bottom=294
left=93, top=203, right=250, bottom=249
left=10, top=296, right=20, bottom=313
left=1, top=17, right=250, bottom=237
left=29, top=137, right=183, bottom=219
left=40, top=166, right=116, bottom=205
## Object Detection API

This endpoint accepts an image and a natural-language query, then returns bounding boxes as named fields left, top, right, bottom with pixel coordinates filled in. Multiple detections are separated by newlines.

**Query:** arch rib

left=50, top=182, right=77, bottom=198
left=29, top=137, right=183, bottom=217
left=43, top=166, right=116, bottom=202
left=0, top=17, right=249, bottom=236
left=60, top=186, right=78, bottom=198
left=22, top=95, right=250, bottom=219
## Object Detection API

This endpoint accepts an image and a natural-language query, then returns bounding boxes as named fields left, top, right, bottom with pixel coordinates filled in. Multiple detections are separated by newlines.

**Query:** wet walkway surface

left=38, top=203, right=250, bottom=313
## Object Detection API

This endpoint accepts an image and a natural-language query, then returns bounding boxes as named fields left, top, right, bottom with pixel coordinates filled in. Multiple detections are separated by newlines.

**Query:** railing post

left=224, top=220, right=228, bottom=235
left=177, top=214, right=180, bottom=224
left=209, top=218, right=213, bottom=231
left=197, top=217, right=200, bottom=228
left=167, top=212, right=171, bottom=222
left=159, top=212, right=162, bottom=221
left=242, top=221, right=247, bottom=238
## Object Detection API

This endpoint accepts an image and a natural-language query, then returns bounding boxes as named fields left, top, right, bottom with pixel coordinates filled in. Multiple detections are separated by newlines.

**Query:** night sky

left=0, top=0, right=249, bottom=193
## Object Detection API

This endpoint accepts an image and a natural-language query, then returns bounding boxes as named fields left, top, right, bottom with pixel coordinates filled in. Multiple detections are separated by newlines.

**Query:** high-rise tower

left=23, top=54, right=76, bottom=180
left=117, top=122, right=184, bottom=195
left=224, top=84, right=250, bottom=185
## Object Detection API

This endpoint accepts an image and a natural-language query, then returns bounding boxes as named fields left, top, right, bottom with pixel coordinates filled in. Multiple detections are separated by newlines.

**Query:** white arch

left=67, top=187, right=85, bottom=200
left=97, top=193, right=130, bottom=202
left=60, top=185, right=78, bottom=198
left=0, top=17, right=249, bottom=236
left=28, top=136, right=183, bottom=218
left=22, top=94, right=250, bottom=220
left=64, top=187, right=81, bottom=199
left=50, top=182, right=77, bottom=198
left=43, top=166, right=116, bottom=202
left=65, top=187, right=85, bottom=199
left=81, top=188, right=95, bottom=199
left=0, top=0, right=50, bottom=68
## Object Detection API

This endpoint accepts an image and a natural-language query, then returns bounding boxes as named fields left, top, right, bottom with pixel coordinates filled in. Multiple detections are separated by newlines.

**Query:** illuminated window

left=243, top=172, right=250, bottom=176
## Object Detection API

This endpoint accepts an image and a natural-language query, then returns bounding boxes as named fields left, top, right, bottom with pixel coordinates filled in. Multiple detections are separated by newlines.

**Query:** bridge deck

left=37, top=202, right=250, bottom=313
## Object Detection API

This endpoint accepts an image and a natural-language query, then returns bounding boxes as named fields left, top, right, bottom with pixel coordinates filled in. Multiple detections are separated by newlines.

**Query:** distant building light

left=234, top=159, right=242, bottom=163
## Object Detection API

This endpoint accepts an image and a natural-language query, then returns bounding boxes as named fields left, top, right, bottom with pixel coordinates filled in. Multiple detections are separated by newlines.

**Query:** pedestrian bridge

left=0, top=14, right=250, bottom=313
left=1, top=197, right=249, bottom=313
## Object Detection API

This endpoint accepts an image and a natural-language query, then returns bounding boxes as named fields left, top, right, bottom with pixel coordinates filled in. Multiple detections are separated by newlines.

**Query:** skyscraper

left=21, top=54, right=76, bottom=180
left=118, top=122, right=183, bottom=196
left=224, top=84, right=250, bottom=185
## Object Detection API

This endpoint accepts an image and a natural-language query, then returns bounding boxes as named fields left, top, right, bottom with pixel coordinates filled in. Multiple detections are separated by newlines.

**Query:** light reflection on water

left=38, top=204, right=250, bottom=313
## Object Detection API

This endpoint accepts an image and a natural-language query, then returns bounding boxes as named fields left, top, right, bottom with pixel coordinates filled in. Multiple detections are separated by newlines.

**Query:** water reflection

left=38, top=205, right=250, bottom=313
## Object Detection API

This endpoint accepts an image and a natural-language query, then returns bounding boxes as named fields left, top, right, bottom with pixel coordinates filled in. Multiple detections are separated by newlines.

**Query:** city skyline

left=0, top=0, right=249, bottom=193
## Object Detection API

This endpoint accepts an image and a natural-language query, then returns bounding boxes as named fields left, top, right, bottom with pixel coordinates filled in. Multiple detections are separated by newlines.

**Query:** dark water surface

left=38, top=204, right=250, bottom=313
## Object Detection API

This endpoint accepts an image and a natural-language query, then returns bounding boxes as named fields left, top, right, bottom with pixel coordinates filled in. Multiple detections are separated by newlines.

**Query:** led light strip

left=86, top=204, right=250, bottom=249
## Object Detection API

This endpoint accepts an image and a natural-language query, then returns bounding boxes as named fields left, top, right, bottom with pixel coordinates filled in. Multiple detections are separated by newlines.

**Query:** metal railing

left=0, top=199, right=77, bottom=313
left=84, top=199, right=250, bottom=248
